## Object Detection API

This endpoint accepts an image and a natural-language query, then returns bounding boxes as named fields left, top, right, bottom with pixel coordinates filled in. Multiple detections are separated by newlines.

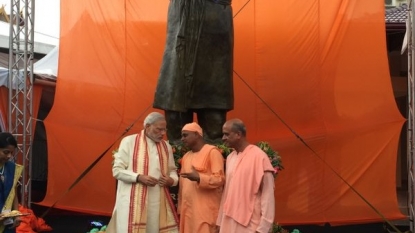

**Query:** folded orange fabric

left=16, top=205, right=52, bottom=233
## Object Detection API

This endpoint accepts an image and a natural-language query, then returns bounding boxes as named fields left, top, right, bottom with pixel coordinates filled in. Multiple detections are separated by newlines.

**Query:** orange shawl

left=188, top=144, right=218, bottom=172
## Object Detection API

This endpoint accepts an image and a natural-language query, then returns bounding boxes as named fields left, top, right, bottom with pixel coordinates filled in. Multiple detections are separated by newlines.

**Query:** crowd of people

left=107, top=112, right=276, bottom=233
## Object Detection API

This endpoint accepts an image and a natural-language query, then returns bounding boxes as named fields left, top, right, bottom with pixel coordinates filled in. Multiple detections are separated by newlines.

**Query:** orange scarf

left=128, top=131, right=179, bottom=233
left=189, top=144, right=218, bottom=172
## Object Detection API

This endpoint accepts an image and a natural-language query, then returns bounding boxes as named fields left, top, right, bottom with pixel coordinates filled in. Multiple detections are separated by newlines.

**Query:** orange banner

left=41, top=0, right=405, bottom=224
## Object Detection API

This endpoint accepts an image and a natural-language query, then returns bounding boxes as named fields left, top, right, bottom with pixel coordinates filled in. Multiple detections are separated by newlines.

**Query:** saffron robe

left=178, top=144, right=225, bottom=233
left=107, top=133, right=179, bottom=233
left=217, top=145, right=275, bottom=233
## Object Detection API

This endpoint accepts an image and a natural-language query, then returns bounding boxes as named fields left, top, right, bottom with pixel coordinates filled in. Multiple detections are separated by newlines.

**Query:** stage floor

left=28, top=187, right=410, bottom=233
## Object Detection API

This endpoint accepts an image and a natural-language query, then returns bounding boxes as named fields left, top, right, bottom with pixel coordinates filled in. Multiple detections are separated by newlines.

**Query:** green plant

left=171, top=141, right=283, bottom=177
left=256, top=141, right=284, bottom=177
left=171, top=142, right=190, bottom=169
left=171, top=142, right=232, bottom=170
left=272, top=223, right=289, bottom=233
left=271, top=223, right=302, bottom=233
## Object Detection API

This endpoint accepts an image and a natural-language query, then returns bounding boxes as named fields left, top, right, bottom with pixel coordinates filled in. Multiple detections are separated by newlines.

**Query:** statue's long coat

left=153, top=0, right=234, bottom=112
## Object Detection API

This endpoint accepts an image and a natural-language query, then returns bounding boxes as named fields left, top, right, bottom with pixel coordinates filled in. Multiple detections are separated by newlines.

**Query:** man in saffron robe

left=107, top=112, right=179, bottom=233
left=217, top=119, right=275, bottom=233
left=178, top=122, right=225, bottom=233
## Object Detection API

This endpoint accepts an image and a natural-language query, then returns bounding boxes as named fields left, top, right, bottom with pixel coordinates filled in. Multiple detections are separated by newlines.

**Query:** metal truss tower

left=8, top=0, right=34, bottom=208
left=408, top=0, right=415, bottom=231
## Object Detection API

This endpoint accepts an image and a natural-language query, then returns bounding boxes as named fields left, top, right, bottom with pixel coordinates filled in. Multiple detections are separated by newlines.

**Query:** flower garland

left=256, top=141, right=284, bottom=177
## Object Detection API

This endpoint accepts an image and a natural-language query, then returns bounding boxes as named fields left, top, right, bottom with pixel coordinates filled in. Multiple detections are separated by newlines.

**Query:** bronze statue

left=154, top=0, right=234, bottom=144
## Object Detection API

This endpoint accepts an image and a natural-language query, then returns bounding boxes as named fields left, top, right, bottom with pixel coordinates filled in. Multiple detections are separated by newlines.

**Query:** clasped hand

left=138, top=174, right=173, bottom=187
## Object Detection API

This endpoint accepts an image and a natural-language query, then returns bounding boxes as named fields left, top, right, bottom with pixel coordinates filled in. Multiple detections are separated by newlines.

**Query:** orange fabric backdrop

left=41, top=0, right=406, bottom=224
left=0, top=86, right=8, bottom=129
left=0, top=85, right=42, bottom=133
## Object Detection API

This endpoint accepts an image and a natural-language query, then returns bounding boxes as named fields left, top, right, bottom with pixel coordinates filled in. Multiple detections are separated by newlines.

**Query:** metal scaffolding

left=408, top=0, right=415, bottom=231
left=7, top=0, right=34, bottom=208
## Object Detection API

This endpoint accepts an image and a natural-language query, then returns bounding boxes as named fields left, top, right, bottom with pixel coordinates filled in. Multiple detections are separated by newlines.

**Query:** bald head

left=225, top=118, right=246, bottom=137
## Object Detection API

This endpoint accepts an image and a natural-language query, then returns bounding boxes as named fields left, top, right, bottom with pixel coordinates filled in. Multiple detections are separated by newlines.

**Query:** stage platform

left=27, top=186, right=410, bottom=233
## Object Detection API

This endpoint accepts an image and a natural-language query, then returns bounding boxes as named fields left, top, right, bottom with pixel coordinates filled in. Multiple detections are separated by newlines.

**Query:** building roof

left=385, top=3, right=407, bottom=23
left=0, top=3, right=58, bottom=55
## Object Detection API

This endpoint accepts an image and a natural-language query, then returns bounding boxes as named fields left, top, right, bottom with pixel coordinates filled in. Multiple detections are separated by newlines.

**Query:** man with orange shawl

left=178, top=122, right=225, bottom=233
left=217, top=119, right=275, bottom=233
left=107, top=112, right=179, bottom=233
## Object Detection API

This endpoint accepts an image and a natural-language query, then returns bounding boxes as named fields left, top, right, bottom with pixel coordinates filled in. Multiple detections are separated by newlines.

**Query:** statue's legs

left=165, top=109, right=227, bottom=145
left=165, top=110, right=193, bottom=145
left=196, top=109, right=227, bottom=144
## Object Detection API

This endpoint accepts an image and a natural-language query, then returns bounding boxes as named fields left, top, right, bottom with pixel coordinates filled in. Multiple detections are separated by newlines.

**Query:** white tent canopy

left=0, top=46, right=59, bottom=88
left=33, top=46, right=59, bottom=81
left=0, top=67, right=8, bottom=87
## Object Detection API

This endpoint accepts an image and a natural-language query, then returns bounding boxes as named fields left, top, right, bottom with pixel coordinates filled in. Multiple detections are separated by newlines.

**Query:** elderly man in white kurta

left=107, top=112, right=179, bottom=233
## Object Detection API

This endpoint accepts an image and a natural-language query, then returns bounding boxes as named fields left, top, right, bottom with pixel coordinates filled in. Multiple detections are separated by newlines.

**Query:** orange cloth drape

left=0, top=85, right=42, bottom=134
left=0, top=86, right=8, bottom=130
left=41, top=0, right=406, bottom=224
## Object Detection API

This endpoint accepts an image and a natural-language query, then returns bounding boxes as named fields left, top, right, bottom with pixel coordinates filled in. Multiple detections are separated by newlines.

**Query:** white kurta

left=108, top=134, right=179, bottom=233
